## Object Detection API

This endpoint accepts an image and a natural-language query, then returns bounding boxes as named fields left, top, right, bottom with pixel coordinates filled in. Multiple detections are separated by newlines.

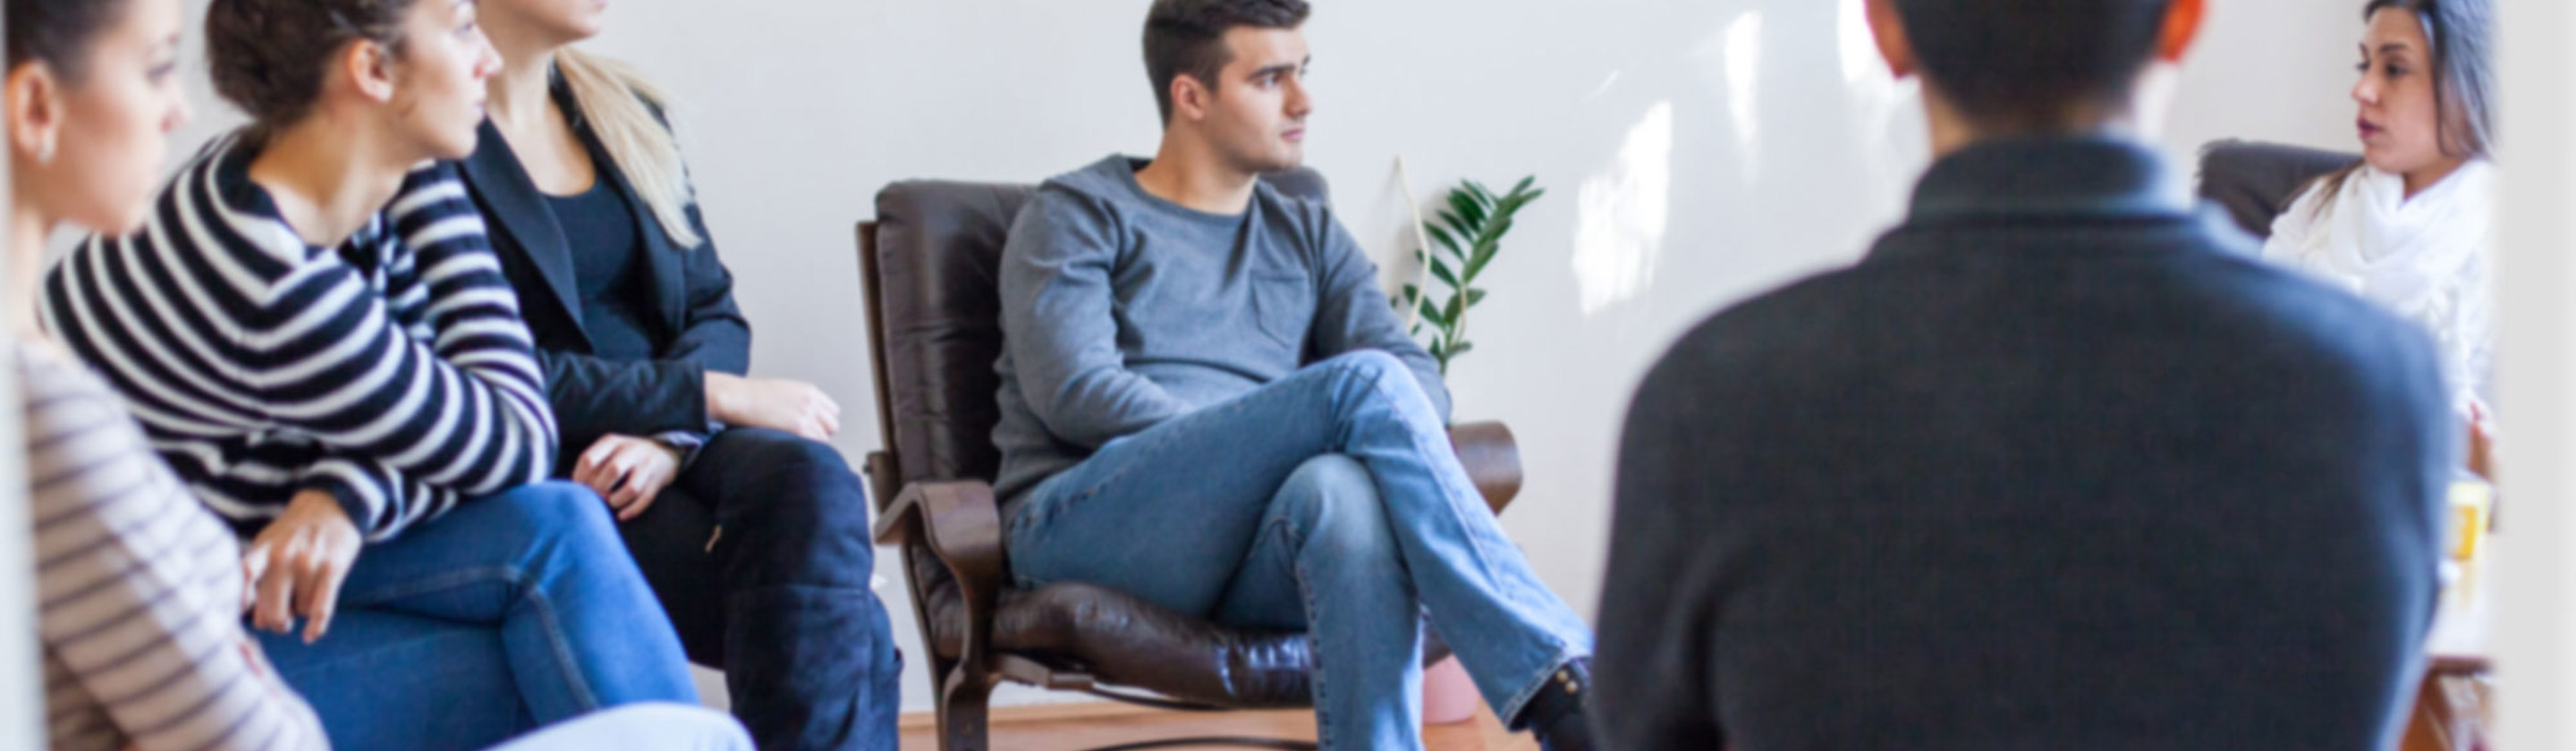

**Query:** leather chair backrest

left=867, top=169, right=1330, bottom=487
left=2198, top=139, right=2361, bottom=240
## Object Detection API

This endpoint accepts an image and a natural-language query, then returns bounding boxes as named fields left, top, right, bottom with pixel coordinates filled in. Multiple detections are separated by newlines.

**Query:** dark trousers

left=615, top=427, right=902, bottom=751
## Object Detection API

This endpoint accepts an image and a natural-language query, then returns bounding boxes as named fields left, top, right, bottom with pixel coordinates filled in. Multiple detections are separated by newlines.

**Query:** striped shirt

left=39, top=133, right=559, bottom=541
left=23, top=339, right=329, bottom=751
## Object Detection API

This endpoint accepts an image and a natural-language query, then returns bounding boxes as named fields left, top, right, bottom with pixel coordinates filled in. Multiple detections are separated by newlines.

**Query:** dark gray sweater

left=1597, top=139, right=2453, bottom=750
left=992, top=156, right=1447, bottom=501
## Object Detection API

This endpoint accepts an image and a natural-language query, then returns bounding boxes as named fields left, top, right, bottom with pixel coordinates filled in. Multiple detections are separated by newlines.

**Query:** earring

left=36, top=134, right=55, bottom=165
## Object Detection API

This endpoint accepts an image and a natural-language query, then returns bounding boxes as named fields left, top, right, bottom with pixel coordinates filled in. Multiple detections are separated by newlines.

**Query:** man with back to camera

left=1597, top=0, right=2455, bottom=748
left=988, top=1, right=1600, bottom=749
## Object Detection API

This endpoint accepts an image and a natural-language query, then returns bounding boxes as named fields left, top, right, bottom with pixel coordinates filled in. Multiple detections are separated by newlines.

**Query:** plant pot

left=1422, top=655, right=1479, bottom=725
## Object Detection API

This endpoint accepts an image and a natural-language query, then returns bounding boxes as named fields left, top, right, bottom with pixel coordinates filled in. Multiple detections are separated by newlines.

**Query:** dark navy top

left=547, top=176, right=657, bottom=362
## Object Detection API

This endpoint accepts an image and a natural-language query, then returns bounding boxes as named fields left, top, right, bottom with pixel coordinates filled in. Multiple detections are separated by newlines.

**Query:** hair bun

left=205, top=0, right=419, bottom=130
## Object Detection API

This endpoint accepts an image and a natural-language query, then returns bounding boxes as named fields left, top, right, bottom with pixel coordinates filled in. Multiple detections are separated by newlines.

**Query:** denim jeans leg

left=682, top=427, right=903, bottom=751
left=258, top=610, right=529, bottom=751
left=290, top=481, right=699, bottom=725
left=1007, top=352, right=1593, bottom=733
left=1304, top=353, right=1595, bottom=724
left=1213, top=455, right=1425, bottom=751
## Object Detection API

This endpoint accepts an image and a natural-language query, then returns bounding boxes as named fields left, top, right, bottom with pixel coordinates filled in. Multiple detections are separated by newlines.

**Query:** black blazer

left=459, top=84, right=750, bottom=453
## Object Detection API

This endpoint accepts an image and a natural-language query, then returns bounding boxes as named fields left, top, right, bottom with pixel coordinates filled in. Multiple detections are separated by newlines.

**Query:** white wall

left=2496, top=0, right=2573, bottom=747
left=152, top=0, right=2372, bottom=715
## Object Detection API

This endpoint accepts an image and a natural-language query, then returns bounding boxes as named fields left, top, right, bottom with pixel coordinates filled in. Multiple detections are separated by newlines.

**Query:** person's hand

left=574, top=434, right=683, bottom=521
left=707, top=372, right=841, bottom=441
left=242, top=489, right=363, bottom=644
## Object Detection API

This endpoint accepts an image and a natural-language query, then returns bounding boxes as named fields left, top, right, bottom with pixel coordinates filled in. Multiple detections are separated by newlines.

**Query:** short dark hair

left=205, top=0, right=424, bottom=132
left=1891, top=0, right=2174, bottom=132
left=1142, top=0, right=1309, bottom=125
left=7, top=0, right=131, bottom=80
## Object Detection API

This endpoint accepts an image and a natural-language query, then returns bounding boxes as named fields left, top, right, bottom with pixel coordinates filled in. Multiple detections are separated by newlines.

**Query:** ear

left=1171, top=72, right=1211, bottom=123
left=344, top=38, right=398, bottom=104
left=5, top=63, right=64, bottom=163
left=1866, top=0, right=1918, bottom=79
left=2157, top=0, right=2207, bottom=63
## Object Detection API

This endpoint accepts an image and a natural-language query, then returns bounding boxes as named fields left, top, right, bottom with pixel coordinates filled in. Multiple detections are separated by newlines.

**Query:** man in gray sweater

left=990, top=2, right=1596, bottom=749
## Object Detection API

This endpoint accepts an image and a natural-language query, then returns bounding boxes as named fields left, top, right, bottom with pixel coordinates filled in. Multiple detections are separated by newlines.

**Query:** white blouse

left=2262, top=159, right=2496, bottom=418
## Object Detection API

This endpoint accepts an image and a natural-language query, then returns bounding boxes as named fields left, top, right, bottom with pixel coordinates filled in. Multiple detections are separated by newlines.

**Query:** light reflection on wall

left=1570, top=101, right=1675, bottom=316
left=1690, top=11, right=1767, bottom=185
left=1723, top=12, right=1765, bottom=183
left=1837, top=0, right=1877, bottom=88
left=1837, top=0, right=1919, bottom=198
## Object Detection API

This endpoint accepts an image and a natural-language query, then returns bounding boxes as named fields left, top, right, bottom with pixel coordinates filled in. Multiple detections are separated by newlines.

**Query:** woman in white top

left=2264, top=0, right=2496, bottom=477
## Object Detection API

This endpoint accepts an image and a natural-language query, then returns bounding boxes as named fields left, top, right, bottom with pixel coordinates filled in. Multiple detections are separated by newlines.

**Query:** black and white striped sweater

left=40, top=134, right=559, bottom=541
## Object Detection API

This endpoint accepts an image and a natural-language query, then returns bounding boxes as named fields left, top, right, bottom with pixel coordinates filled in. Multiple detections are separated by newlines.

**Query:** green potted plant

left=1394, top=175, right=1545, bottom=376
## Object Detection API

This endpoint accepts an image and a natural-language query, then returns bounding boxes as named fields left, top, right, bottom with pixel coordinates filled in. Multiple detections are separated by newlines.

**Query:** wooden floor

left=897, top=703, right=1536, bottom=751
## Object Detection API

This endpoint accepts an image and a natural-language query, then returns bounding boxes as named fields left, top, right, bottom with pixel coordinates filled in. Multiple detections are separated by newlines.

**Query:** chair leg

left=937, top=671, right=995, bottom=751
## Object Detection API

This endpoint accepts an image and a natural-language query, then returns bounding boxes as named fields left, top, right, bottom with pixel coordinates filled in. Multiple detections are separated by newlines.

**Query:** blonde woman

left=460, top=2, right=898, bottom=747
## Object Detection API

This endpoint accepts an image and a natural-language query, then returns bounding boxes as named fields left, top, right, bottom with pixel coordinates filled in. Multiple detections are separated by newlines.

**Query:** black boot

left=1518, top=659, right=1597, bottom=751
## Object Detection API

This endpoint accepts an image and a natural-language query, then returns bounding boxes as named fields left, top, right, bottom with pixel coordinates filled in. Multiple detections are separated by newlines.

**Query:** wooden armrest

left=874, top=478, right=1009, bottom=623
left=1448, top=421, right=1522, bottom=514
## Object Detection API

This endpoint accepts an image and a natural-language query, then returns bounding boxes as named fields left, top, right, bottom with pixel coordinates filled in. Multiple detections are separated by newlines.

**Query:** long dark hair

left=2311, top=0, right=2495, bottom=206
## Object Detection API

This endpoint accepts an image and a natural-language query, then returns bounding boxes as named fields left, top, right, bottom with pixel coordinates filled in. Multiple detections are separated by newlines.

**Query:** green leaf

left=1463, top=237, right=1502, bottom=280
left=1418, top=298, right=1446, bottom=326
left=1466, top=287, right=1487, bottom=307
left=1401, top=283, right=1420, bottom=304
left=1443, top=293, right=1464, bottom=324
left=1446, top=190, right=1488, bottom=232
left=1448, top=341, right=1476, bottom=359
left=1424, top=224, right=1462, bottom=257
left=1439, top=219, right=1479, bottom=256
left=1428, top=257, right=1460, bottom=288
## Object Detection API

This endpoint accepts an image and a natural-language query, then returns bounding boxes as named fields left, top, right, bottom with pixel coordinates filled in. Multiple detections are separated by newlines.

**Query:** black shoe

left=1519, top=660, right=1597, bottom=751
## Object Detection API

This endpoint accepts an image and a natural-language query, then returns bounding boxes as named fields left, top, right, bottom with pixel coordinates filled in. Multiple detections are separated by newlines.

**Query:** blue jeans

left=614, top=427, right=902, bottom=751
left=257, top=481, right=700, bottom=751
left=488, top=704, right=751, bottom=751
left=1009, top=351, right=1593, bottom=751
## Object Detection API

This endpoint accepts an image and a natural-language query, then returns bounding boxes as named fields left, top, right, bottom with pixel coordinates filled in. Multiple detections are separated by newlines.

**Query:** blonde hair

left=556, top=47, right=701, bottom=248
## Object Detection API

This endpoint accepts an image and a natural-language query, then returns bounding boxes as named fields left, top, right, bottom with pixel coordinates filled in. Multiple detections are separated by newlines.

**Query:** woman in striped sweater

left=34, top=0, right=741, bottom=748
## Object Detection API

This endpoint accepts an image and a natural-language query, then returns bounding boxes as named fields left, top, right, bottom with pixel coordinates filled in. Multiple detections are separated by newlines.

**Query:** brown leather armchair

left=2196, top=139, right=2361, bottom=240
left=856, top=171, right=1525, bottom=751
